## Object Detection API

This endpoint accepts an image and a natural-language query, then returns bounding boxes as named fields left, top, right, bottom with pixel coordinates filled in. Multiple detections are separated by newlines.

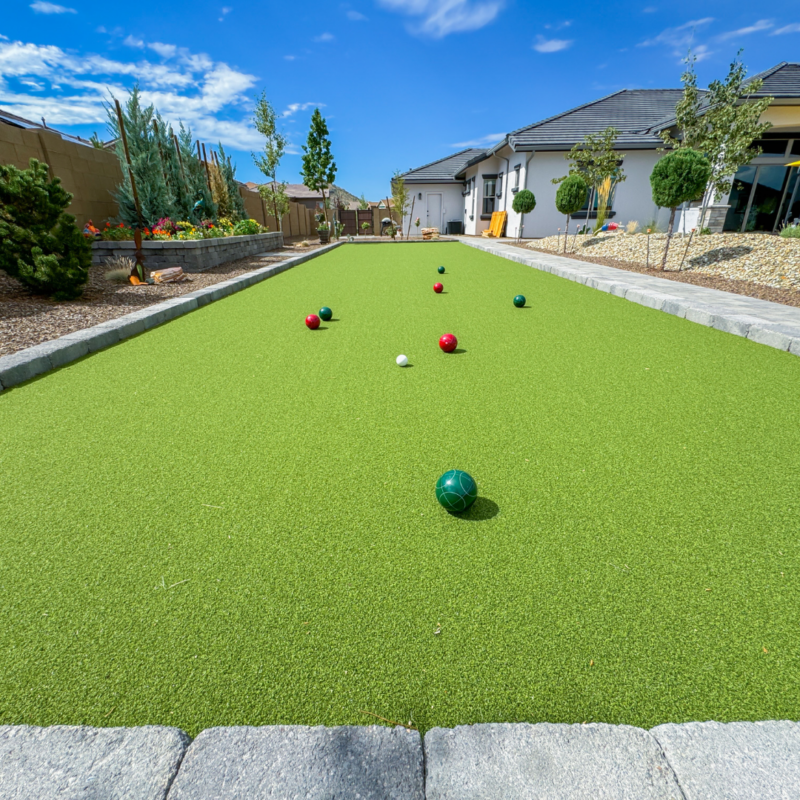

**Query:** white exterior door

left=427, top=193, right=442, bottom=231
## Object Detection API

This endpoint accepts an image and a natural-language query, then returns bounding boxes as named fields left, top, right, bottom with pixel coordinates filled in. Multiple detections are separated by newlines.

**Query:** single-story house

left=399, top=62, right=800, bottom=238
left=255, top=183, right=360, bottom=212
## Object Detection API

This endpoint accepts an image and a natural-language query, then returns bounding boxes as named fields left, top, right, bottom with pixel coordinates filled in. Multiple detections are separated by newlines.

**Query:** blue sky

left=2, top=1, right=799, bottom=200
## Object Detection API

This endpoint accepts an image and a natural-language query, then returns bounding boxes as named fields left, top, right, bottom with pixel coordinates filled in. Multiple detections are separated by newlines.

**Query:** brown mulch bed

left=507, top=242, right=800, bottom=309
left=0, top=240, right=325, bottom=358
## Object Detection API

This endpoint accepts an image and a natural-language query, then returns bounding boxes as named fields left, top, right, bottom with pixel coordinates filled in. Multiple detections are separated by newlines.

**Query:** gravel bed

left=519, top=231, right=800, bottom=308
left=0, top=241, right=324, bottom=357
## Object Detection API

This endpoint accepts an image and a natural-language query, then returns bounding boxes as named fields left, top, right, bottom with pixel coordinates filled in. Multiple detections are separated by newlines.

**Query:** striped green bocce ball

left=319, top=306, right=333, bottom=321
left=513, top=295, right=526, bottom=308
left=435, top=469, right=478, bottom=513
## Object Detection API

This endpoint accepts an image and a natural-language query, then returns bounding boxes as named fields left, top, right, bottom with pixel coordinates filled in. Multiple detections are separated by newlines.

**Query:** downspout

left=500, top=155, right=510, bottom=212
left=518, top=152, right=534, bottom=240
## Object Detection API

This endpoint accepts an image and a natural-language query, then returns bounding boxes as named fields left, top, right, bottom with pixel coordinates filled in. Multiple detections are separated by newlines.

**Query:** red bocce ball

left=305, top=314, right=321, bottom=330
left=433, top=282, right=444, bottom=293
left=439, top=333, right=458, bottom=353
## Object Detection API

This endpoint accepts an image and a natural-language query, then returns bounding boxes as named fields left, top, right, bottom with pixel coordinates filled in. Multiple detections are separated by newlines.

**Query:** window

left=754, top=139, right=789, bottom=156
left=791, top=139, right=800, bottom=156
left=483, top=178, right=497, bottom=215
left=513, top=165, right=521, bottom=192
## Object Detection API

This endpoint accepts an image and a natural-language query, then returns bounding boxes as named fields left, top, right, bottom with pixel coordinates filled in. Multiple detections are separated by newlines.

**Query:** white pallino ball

left=396, top=354, right=409, bottom=367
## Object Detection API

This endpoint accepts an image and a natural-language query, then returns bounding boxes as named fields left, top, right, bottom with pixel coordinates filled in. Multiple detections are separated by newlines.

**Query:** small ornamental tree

left=555, top=174, right=588, bottom=251
left=512, top=189, right=536, bottom=239
left=391, top=170, right=410, bottom=233
left=252, top=92, right=288, bottom=231
left=0, top=159, right=90, bottom=300
left=650, top=148, right=711, bottom=269
left=300, top=108, right=337, bottom=227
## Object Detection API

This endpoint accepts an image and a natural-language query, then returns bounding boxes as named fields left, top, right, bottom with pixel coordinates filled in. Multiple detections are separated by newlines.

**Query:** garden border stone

left=0, top=241, right=342, bottom=393
left=0, top=724, right=189, bottom=800
left=459, top=238, right=800, bottom=357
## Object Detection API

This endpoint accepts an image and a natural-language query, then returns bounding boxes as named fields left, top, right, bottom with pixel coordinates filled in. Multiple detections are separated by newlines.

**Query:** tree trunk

left=563, top=215, right=570, bottom=252
left=660, top=207, right=677, bottom=271
left=321, top=186, right=329, bottom=228
left=272, top=178, right=282, bottom=233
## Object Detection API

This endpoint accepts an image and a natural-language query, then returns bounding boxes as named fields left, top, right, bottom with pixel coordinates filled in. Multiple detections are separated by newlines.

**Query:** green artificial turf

left=1, top=242, right=799, bottom=736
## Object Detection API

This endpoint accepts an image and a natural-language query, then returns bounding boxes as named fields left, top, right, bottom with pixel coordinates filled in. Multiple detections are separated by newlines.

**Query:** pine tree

left=301, top=108, right=337, bottom=227
left=0, top=159, right=90, bottom=299
left=177, top=123, right=216, bottom=222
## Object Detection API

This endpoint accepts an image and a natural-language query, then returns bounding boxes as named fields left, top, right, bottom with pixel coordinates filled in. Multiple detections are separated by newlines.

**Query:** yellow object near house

left=481, top=211, right=508, bottom=238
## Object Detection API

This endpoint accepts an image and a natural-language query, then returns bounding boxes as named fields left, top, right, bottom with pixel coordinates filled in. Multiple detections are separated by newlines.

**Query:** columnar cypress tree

left=217, top=143, right=246, bottom=221
left=177, top=123, right=216, bottom=222
left=106, top=86, right=176, bottom=226
left=301, top=109, right=337, bottom=228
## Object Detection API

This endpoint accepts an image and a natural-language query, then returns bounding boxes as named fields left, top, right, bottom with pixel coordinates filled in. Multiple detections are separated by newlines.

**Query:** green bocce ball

left=513, top=295, right=526, bottom=308
left=435, top=469, right=478, bottom=513
left=319, top=306, right=333, bottom=321
left=438, top=266, right=445, bottom=274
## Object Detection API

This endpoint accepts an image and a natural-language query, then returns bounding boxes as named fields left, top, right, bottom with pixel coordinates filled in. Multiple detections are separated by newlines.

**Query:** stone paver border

left=459, top=238, right=800, bottom=358
left=0, top=241, right=342, bottom=393
left=2, top=721, right=799, bottom=799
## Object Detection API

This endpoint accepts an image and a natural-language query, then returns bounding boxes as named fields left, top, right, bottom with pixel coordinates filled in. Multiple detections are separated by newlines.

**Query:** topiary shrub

left=0, top=159, right=91, bottom=300
left=650, top=148, right=711, bottom=269
left=512, top=189, right=536, bottom=239
left=555, top=175, right=588, bottom=252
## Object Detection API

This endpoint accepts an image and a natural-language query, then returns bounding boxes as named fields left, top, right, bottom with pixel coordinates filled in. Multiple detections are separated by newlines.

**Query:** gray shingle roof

left=507, top=89, right=687, bottom=151
left=400, top=148, right=486, bottom=183
left=747, top=62, right=800, bottom=98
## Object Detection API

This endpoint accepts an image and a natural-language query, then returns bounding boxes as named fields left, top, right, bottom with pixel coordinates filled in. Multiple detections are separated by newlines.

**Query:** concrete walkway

left=3, top=721, right=800, bottom=799
left=459, top=238, right=800, bottom=357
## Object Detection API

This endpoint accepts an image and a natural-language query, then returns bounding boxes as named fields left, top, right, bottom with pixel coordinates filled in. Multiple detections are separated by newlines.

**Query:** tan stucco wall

left=760, top=105, right=800, bottom=130
left=0, top=124, right=122, bottom=228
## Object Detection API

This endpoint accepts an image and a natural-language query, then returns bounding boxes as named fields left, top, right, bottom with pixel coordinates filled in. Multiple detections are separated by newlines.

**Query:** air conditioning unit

left=446, top=220, right=463, bottom=235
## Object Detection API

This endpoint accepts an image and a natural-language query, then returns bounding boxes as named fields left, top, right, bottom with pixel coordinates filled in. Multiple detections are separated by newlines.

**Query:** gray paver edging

left=458, top=238, right=800, bottom=358
left=3, top=720, right=799, bottom=799
left=0, top=241, right=343, bottom=394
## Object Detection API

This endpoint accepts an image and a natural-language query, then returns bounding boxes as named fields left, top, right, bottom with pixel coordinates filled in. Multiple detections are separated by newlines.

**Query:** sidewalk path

left=458, top=238, right=800, bottom=357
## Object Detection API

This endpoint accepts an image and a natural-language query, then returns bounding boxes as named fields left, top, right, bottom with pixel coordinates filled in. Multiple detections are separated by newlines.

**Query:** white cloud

left=0, top=37, right=261, bottom=150
left=638, top=17, right=713, bottom=49
left=533, top=35, right=572, bottom=52
left=772, top=22, right=800, bottom=34
left=642, top=6, right=657, bottom=12
left=284, top=55, right=296, bottom=60
left=123, top=35, right=144, bottom=48
left=282, top=101, right=325, bottom=117
left=148, top=42, right=177, bottom=58
left=347, top=9, right=367, bottom=20
left=716, top=19, right=773, bottom=41
left=314, top=32, right=335, bottom=41
left=30, top=1, right=76, bottom=13
left=378, top=0, right=504, bottom=38
left=451, top=132, right=505, bottom=147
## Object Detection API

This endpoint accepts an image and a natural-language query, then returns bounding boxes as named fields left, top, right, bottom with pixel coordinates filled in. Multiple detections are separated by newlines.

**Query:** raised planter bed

left=92, top=231, right=283, bottom=273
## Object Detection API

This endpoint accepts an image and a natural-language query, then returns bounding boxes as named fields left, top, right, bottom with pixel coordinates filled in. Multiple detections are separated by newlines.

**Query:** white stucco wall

left=401, top=183, right=464, bottom=237
left=519, top=149, right=670, bottom=239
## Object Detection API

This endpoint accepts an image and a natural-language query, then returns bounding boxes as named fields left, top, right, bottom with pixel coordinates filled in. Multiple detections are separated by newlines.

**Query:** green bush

left=0, top=159, right=91, bottom=300
left=555, top=175, right=588, bottom=216
left=780, top=225, right=800, bottom=238
left=650, top=149, right=711, bottom=211
left=512, top=189, right=536, bottom=215
left=233, top=218, right=260, bottom=236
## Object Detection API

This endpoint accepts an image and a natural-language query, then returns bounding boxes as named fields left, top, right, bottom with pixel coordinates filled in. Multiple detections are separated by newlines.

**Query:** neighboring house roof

left=506, top=89, right=689, bottom=151
left=0, top=107, right=95, bottom=147
left=400, top=148, right=486, bottom=183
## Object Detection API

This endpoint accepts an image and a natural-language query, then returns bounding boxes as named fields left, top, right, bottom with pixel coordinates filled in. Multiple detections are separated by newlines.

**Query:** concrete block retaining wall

left=91, top=231, right=284, bottom=273
left=2, top=720, right=799, bottom=799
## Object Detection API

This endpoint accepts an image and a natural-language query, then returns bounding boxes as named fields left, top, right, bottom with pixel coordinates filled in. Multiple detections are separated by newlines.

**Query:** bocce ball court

left=1, top=242, right=798, bottom=736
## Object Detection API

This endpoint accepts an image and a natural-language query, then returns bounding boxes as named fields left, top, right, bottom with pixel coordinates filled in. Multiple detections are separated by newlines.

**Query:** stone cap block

left=0, top=724, right=189, bottom=800
left=424, top=722, right=682, bottom=800
left=167, top=725, right=424, bottom=800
